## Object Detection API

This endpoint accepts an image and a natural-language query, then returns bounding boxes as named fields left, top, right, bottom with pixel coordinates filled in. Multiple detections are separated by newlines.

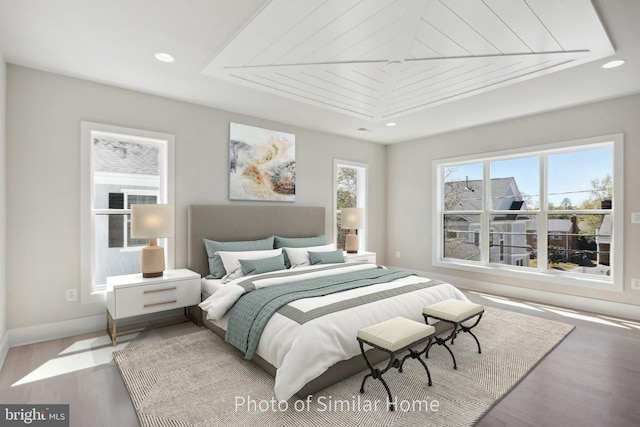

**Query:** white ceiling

left=1, top=0, right=639, bottom=144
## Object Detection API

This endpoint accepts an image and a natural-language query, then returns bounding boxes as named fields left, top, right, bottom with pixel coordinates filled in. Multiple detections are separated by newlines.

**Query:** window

left=108, top=192, right=157, bottom=248
left=434, top=134, right=623, bottom=290
left=334, top=160, right=367, bottom=251
left=81, top=122, right=175, bottom=302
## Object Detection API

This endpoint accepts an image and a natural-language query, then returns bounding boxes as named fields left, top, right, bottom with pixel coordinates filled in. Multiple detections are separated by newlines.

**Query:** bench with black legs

left=422, top=299, right=484, bottom=370
left=356, top=316, right=435, bottom=411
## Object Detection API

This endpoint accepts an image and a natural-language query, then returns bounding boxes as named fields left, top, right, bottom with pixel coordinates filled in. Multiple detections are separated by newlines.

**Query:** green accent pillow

left=309, top=250, right=345, bottom=265
left=274, top=235, right=326, bottom=267
left=203, top=236, right=275, bottom=278
left=240, top=254, right=286, bottom=276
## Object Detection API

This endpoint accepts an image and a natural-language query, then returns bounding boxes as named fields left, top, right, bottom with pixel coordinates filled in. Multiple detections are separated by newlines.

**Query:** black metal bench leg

left=415, top=355, right=433, bottom=386
left=358, top=339, right=397, bottom=411
left=379, top=375, right=395, bottom=411
left=399, top=339, right=434, bottom=386
left=460, top=313, right=483, bottom=353
left=424, top=317, right=459, bottom=369
left=439, top=339, right=458, bottom=369
left=359, top=372, right=372, bottom=393
left=450, top=325, right=459, bottom=345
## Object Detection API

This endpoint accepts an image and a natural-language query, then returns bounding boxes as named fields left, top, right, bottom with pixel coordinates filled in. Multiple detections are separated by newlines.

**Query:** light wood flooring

left=1, top=293, right=639, bottom=427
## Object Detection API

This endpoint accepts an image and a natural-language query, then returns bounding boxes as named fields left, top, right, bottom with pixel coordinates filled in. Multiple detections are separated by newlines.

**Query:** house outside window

left=108, top=192, right=158, bottom=248
left=81, top=122, right=175, bottom=302
left=334, top=160, right=367, bottom=251
left=434, top=134, right=623, bottom=290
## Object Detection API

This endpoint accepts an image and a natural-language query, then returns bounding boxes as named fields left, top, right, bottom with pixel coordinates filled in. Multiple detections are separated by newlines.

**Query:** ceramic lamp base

left=140, top=240, right=165, bottom=278
left=345, top=231, right=359, bottom=254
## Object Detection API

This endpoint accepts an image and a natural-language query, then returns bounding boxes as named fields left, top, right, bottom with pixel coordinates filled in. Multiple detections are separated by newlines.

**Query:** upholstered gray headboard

left=187, top=205, right=326, bottom=277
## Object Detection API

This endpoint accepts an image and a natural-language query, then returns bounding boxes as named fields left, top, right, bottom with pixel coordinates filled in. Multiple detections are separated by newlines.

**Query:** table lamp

left=131, top=204, right=174, bottom=278
left=341, top=207, right=363, bottom=253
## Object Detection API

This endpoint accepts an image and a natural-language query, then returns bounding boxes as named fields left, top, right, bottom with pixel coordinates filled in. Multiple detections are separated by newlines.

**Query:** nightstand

left=106, top=268, right=201, bottom=345
left=344, top=251, right=377, bottom=264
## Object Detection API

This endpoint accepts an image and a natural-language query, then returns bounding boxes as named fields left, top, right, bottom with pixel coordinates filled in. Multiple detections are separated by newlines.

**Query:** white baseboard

left=8, top=314, right=105, bottom=348
left=388, top=265, right=640, bottom=321
left=7, top=309, right=184, bottom=348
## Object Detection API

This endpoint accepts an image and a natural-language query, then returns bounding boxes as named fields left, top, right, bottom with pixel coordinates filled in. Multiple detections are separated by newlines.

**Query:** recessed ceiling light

left=386, top=122, right=397, bottom=127
left=154, top=52, right=175, bottom=63
left=602, top=59, right=625, bottom=69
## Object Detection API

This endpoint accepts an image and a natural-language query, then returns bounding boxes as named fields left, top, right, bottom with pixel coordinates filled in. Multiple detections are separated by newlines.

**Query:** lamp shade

left=341, top=208, right=364, bottom=229
left=131, top=204, right=175, bottom=239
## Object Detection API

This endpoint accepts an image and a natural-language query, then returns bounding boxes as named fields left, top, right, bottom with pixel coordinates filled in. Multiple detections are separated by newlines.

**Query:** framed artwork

left=229, top=122, right=296, bottom=201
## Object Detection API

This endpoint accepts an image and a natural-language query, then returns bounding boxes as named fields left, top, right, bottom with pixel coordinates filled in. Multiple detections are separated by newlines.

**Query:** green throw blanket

left=225, top=267, right=415, bottom=359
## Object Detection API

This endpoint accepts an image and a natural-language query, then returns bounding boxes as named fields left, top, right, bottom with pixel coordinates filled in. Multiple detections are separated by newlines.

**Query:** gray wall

left=6, top=61, right=640, bottom=333
left=0, top=55, right=7, bottom=349
left=5, top=65, right=387, bottom=330
left=387, top=93, right=640, bottom=308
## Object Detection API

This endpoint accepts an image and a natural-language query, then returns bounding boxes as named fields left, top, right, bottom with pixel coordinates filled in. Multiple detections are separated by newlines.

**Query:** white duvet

left=199, top=263, right=468, bottom=401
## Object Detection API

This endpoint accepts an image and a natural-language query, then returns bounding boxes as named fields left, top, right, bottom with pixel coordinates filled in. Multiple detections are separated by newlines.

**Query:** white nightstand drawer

left=106, top=268, right=201, bottom=345
left=112, top=279, right=199, bottom=318
left=107, top=269, right=201, bottom=320
left=344, top=251, right=377, bottom=264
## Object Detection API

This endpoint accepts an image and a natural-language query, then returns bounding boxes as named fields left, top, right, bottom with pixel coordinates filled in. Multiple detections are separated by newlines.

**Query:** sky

left=446, top=146, right=613, bottom=208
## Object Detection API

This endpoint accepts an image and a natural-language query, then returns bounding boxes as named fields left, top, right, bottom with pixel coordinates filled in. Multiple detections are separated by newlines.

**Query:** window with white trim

left=334, top=160, right=367, bottom=251
left=108, top=191, right=158, bottom=248
left=81, top=122, right=175, bottom=302
left=434, top=134, right=623, bottom=290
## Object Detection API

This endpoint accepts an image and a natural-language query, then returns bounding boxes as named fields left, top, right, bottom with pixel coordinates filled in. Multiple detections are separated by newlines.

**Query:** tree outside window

left=335, top=161, right=366, bottom=251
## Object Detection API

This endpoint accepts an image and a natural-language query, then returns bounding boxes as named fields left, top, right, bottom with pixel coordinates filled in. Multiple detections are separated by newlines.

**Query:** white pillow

left=217, top=248, right=283, bottom=283
left=284, top=244, right=335, bottom=268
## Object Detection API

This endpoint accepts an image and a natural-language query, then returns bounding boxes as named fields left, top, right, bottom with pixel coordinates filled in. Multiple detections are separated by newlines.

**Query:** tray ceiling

left=202, top=0, right=614, bottom=121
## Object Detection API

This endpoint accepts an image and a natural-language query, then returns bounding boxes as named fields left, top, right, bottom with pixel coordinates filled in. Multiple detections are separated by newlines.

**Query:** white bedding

left=199, top=263, right=468, bottom=401
left=201, top=277, right=224, bottom=296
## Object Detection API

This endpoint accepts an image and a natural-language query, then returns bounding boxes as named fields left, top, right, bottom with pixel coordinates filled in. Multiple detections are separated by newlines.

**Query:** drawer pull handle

left=144, top=300, right=177, bottom=308
left=144, top=286, right=177, bottom=294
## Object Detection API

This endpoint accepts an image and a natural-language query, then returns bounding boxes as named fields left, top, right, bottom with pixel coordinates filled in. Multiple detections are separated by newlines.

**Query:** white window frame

left=118, top=189, right=159, bottom=251
left=333, top=159, right=368, bottom=251
left=433, top=134, right=623, bottom=291
left=80, top=122, right=175, bottom=303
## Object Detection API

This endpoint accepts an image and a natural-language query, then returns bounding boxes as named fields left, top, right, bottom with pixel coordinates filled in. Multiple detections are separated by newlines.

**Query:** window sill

left=433, top=259, right=622, bottom=292
left=119, top=247, right=143, bottom=253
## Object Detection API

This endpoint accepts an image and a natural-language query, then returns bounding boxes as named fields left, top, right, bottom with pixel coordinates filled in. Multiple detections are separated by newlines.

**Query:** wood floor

left=466, top=292, right=640, bottom=427
left=1, top=293, right=639, bottom=427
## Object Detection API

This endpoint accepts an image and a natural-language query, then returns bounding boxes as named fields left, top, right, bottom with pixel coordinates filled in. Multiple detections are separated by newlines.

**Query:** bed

left=187, top=204, right=467, bottom=401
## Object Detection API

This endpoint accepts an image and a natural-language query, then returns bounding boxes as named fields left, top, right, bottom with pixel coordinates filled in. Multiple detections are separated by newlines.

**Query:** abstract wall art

left=229, top=122, right=296, bottom=201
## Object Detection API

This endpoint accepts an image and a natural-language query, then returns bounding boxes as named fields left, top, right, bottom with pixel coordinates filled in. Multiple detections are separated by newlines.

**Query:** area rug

left=113, top=307, right=573, bottom=427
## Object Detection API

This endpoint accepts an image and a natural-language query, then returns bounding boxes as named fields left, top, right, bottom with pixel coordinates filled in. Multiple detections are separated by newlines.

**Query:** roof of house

left=93, top=137, right=159, bottom=176
left=445, top=177, right=523, bottom=211
left=527, top=219, right=574, bottom=233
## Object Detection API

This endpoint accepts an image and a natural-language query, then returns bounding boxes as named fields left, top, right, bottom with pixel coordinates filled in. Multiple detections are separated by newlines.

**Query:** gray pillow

left=240, top=254, right=286, bottom=276
left=274, top=235, right=326, bottom=267
left=203, top=236, right=275, bottom=278
left=309, top=250, right=345, bottom=265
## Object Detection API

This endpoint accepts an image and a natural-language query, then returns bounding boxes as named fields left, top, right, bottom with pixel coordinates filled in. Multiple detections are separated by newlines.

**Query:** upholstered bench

left=422, top=299, right=484, bottom=369
left=357, top=316, right=435, bottom=411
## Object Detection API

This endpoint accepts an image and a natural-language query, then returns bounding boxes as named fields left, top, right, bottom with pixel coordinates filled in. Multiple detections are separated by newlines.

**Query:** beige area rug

left=113, top=307, right=574, bottom=427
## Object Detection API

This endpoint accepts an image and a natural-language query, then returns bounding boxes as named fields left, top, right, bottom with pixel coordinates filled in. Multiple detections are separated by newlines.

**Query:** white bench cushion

left=423, top=299, right=484, bottom=323
left=357, top=317, right=435, bottom=352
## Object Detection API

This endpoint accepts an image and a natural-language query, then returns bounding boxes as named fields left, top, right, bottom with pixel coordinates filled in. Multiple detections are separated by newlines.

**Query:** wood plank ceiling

left=202, top=0, right=614, bottom=122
